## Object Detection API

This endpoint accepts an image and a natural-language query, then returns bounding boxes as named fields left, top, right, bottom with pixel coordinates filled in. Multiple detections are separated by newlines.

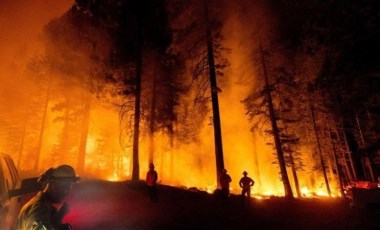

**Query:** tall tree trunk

left=204, top=3, right=225, bottom=188
left=328, top=124, right=345, bottom=197
left=258, top=41, right=293, bottom=198
left=307, top=87, right=331, bottom=197
left=131, top=17, right=143, bottom=181
left=341, top=125, right=358, bottom=181
left=160, top=148, right=164, bottom=181
left=304, top=120, right=317, bottom=188
left=17, top=123, right=27, bottom=168
left=33, top=74, right=52, bottom=172
left=289, top=150, right=301, bottom=198
left=132, top=47, right=142, bottom=181
left=168, top=123, right=174, bottom=180
left=77, top=83, right=92, bottom=175
left=332, top=95, right=360, bottom=181
left=334, top=127, right=354, bottom=182
left=148, top=76, right=157, bottom=163
left=354, top=112, right=375, bottom=181
left=54, top=104, right=71, bottom=165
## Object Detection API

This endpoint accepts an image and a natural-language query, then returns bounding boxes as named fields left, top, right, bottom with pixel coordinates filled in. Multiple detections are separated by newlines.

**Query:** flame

left=108, top=172, right=119, bottom=182
left=0, top=0, right=344, bottom=200
left=301, top=187, right=312, bottom=197
left=85, top=135, right=96, bottom=153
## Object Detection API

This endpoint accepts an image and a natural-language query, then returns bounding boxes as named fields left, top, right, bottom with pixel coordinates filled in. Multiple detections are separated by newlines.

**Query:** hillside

left=62, top=179, right=378, bottom=230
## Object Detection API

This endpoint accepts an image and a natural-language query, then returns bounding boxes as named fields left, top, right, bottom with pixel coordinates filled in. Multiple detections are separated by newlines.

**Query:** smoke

left=160, top=0, right=285, bottom=195
left=0, top=0, right=74, bottom=66
left=0, top=0, right=340, bottom=197
left=217, top=0, right=284, bottom=195
left=0, top=0, right=73, bottom=165
left=0, top=0, right=74, bottom=103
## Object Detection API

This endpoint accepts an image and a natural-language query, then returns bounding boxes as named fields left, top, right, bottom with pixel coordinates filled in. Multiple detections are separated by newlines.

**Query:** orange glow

left=0, top=1, right=342, bottom=200
left=108, top=172, right=120, bottom=182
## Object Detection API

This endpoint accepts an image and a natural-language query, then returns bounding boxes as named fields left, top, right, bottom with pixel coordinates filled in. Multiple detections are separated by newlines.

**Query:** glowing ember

left=108, top=172, right=120, bottom=182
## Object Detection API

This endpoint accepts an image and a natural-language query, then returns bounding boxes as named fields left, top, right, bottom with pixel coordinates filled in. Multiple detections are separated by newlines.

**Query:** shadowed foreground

left=63, top=179, right=378, bottom=230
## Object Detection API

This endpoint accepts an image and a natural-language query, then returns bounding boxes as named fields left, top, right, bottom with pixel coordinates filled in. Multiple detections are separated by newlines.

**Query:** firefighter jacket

left=17, top=192, right=66, bottom=230
left=146, top=170, right=158, bottom=186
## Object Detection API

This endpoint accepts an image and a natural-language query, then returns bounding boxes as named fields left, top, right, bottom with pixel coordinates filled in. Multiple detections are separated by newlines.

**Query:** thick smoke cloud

left=0, top=0, right=74, bottom=165
left=0, top=0, right=74, bottom=73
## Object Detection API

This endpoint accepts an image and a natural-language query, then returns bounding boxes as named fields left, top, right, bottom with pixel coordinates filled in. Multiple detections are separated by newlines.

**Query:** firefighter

left=18, top=165, right=80, bottom=230
left=220, top=168, right=232, bottom=199
left=239, top=171, right=255, bottom=199
left=146, top=163, right=158, bottom=202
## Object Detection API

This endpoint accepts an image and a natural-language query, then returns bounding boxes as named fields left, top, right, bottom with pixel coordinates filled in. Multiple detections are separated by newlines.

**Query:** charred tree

left=77, top=78, right=92, bottom=175
left=328, top=124, right=345, bottom=197
left=339, top=117, right=359, bottom=181
left=307, top=85, right=331, bottom=197
left=51, top=100, right=77, bottom=166
left=288, top=146, right=301, bottom=198
left=126, top=0, right=171, bottom=181
left=131, top=24, right=143, bottom=181
left=33, top=74, right=52, bottom=172
left=354, top=112, right=376, bottom=181
left=335, top=124, right=355, bottom=182
left=258, top=41, right=293, bottom=198
left=204, top=2, right=225, bottom=188
left=148, top=75, right=157, bottom=163
left=167, top=0, right=228, bottom=188
left=23, top=57, right=53, bottom=172
left=322, top=93, right=345, bottom=196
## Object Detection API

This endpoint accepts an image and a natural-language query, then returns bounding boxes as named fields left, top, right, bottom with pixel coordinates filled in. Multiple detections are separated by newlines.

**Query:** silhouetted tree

left=167, top=0, right=229, bottom=187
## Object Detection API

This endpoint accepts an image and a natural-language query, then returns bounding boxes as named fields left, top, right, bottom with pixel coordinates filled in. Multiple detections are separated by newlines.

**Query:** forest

left=0, top=0, right=379, bottom=199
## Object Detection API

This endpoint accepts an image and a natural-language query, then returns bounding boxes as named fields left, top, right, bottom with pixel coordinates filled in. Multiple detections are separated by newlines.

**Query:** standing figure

left=239, top=171, right=255, bottom=199
left=146, top=163, right=158, bottom=202
left=18, top=165, right=79, bottom=230
left=220, top=169, right=232, bottom=199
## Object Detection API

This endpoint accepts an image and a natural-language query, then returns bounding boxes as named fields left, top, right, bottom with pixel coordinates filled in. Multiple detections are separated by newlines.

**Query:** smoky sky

left=0, top=0, right=74, bottom=68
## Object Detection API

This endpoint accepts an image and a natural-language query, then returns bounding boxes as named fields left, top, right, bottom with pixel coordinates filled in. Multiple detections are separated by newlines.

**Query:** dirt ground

left=62, top=179, right=379, bottom=230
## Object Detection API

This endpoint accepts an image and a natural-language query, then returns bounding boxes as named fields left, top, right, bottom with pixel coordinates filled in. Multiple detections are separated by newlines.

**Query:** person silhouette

left=18, top=165, right=79, bottom=230
left=239, top=171, right=255, bottom=199
left=146, top=163, right=158, bottom=202
left=220, top=169, right=232, bottom=200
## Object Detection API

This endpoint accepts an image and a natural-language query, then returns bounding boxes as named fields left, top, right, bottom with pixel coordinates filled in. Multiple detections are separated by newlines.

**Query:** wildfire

left=252, top=195, right=266, bottom=200
left=108, top=172, right=120, bottom=182
left=0, top=0, right=346, bottom=201
left=176, top=184, right=341, bottom=199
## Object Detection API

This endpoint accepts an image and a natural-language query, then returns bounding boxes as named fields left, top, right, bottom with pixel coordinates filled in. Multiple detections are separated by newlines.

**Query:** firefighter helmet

left=38, top=165, right=79, bottom=184
left=51, top=165, right=80, bottom=182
